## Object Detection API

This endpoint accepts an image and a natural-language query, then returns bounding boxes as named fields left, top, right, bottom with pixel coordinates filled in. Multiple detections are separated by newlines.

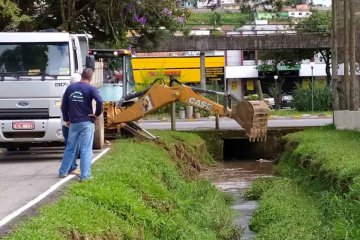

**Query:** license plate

left=12, top=121, right=35, bottom=130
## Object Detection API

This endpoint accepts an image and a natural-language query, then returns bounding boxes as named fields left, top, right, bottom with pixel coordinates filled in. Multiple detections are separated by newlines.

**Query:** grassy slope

left=5, top=131, right=239, bottom=240
left=246, top=126, right=360, bottom=239
left=186, top=12, right=252, bottom=27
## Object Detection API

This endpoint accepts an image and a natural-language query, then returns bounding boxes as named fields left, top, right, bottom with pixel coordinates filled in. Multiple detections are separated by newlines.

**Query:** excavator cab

left=88, top=49, right=138, bottom=148
left=88, top=49, right=135, bottom=101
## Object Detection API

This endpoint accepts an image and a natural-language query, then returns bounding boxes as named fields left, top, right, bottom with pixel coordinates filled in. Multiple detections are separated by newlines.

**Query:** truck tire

left=93, top=113, right=104, bottom=149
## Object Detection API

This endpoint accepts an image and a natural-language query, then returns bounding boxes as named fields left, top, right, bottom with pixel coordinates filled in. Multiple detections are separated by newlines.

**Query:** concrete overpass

left=134, top=33, right=332, bottom=52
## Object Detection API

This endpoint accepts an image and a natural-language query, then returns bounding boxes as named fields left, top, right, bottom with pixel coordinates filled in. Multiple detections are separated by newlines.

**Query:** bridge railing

left=133, top=32, right=332, bottom=52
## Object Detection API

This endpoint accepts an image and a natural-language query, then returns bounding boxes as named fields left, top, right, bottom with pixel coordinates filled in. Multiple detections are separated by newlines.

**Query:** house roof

left=296, top=4, right=310, bottom=11
left=283, top=4, right=310, bottom=12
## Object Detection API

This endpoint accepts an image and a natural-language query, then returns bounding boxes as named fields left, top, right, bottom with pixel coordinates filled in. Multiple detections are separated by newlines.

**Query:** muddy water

left=201, top=160, right=274, bottom=240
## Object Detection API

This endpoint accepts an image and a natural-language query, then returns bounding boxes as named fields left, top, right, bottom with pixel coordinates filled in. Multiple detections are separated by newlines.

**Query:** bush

left=293, top=81, right=332, bottom=111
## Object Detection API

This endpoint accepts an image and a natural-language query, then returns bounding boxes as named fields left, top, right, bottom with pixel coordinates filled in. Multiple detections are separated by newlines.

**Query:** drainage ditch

left=198, top=129, right=303, bottom=239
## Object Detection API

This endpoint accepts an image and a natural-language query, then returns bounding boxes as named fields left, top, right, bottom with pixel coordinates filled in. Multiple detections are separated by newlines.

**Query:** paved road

left=0, top=147, right=107, bottom=230
left=139, top=117, right=333, bottom=130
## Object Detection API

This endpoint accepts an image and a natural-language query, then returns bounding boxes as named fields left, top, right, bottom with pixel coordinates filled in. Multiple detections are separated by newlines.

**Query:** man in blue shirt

left=58, top=68, right=103, bottom=181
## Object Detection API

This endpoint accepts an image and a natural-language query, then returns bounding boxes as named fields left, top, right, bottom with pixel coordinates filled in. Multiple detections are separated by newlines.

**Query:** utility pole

left=331, top=0, right=339, bottom=110
left=344, top=0, right=350, bottom=109
left=200, top=52, right=206, bottom=89
left=349, top=0, right=358, bottom=110
left=170, top=76, right=176, bottom=130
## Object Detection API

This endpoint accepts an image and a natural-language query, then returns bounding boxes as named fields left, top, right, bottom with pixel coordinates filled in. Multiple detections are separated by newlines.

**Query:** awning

left=276, top=63, right=301, bottom=71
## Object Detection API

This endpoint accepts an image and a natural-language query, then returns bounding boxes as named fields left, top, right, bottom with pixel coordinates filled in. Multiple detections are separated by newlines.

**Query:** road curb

left=140, top=115, right=333, bottom=123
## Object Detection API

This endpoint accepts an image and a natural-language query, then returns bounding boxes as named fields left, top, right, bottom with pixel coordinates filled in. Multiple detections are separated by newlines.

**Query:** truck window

left=73, top=49, right=78, bottom=72
left=0, top=42, right=70, bottom=77
left=125, top=56, right=135, bottom=86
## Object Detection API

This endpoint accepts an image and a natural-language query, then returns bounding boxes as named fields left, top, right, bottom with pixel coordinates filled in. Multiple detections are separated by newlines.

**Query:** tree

left=14, top=0, right=189, bottom=50
left=210, top=12, right=221, bottom=27
left=257, top=49, right=313, bottom=109
left=295, top=11, right=332, bottom=84
left=0, top=0, right=30, bottom=31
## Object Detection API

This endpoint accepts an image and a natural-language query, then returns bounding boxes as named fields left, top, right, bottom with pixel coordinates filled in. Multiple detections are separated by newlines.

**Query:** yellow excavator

left=87, top=49, right=269, bottom=148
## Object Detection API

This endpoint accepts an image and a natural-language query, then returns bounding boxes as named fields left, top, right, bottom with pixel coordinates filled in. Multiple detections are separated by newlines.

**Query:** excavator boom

left=104, top=82, right=269, bottom=141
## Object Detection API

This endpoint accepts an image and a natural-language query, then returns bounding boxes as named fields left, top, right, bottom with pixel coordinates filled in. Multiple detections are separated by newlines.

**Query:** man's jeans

left=59, top=121, right=94, bottom=180
left=62, top=125, right=78, bottom=172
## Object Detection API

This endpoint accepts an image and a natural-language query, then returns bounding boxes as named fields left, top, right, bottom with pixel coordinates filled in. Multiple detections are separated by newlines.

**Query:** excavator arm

left=104, top=82, right=269, bottom=141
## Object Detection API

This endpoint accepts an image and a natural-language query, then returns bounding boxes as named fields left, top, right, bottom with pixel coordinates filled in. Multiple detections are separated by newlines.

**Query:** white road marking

left=0, top=147, right=110, bottom=228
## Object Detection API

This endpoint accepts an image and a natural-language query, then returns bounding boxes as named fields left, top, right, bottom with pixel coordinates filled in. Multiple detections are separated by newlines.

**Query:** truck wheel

left=93, top=113, right=104, bottom=149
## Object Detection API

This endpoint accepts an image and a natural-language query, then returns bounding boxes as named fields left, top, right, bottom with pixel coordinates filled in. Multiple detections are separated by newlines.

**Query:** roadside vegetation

left=292, top=82, right=332, bottom=111
left=245, top=126, right=360, bottom=239
left=5, top=131, right=240, bottom=240
left=269, top=109, right=332, bottom=117
left=186, top=12, right=253, bottom=28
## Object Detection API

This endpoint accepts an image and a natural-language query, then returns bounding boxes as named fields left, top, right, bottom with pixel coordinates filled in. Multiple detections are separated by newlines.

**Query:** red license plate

left=12, top=121, right=35, bottom=130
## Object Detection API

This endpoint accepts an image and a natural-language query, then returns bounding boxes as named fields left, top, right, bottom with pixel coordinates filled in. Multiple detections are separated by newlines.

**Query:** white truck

left=0, top=32, right=96, bottom=151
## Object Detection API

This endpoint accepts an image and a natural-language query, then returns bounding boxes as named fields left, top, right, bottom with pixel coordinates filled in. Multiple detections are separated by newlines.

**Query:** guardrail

left=133, top=33, right=332, bottom=52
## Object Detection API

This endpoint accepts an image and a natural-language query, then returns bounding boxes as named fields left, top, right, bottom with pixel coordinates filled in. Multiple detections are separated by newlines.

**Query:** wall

left=334, top=111, right=360, bottom=131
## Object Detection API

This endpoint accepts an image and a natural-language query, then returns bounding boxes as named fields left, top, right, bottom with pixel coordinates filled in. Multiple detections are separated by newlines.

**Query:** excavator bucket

left=231, top=100, right=270, bottom=142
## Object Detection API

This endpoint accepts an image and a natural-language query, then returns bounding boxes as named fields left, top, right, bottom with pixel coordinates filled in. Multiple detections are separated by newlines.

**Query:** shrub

left=293, top=81, right=332, bottom=111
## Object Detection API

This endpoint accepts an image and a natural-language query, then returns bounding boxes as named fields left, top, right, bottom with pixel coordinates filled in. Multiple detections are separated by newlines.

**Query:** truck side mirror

left=85, top=55, right=95, bottom=71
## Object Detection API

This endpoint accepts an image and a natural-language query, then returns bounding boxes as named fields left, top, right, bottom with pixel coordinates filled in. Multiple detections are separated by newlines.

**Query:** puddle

left=201, top=160, right=274, bottom=240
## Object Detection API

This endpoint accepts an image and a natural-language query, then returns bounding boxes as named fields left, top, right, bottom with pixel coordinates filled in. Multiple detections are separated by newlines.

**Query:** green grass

left=249, top=178, right=327, bottom=240
left=243, top=177, right=276, bottom=201
left=5, top=131, right=239, bottom=240
left=186, top=12, right=253, bottom=27
left=246, top=126, right=360, bottom=239
left=283, top=125, right=360, bottom=191
left=269, top=109, right=332, bottom=117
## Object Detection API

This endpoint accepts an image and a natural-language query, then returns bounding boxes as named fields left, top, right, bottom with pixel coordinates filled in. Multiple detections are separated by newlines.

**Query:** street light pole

left=310, top=61, right=315, bottom=111
left=274, top=75, right=279, bottom=110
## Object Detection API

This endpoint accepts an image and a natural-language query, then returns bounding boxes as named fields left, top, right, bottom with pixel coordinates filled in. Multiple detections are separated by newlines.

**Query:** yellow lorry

left=87, top=49, right=269, bottom=148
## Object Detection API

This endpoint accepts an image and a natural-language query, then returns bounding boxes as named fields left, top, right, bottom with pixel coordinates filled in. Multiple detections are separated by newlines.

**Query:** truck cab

left=0, top=32, right=90, bottom=150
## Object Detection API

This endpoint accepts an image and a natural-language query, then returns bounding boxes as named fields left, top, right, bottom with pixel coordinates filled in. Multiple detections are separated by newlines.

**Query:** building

left=302, top=0, right=331, bottom=7
left=180, top=0, right=239, bottom=9
left=224, top=19, right=327, bottom=100
left=284, top=4, right=312, bottom=18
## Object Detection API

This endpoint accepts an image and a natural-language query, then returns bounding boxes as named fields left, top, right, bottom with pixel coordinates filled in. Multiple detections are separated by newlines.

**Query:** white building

left=228, top=20, right=296, bottom=36
left=196, top=0, right=218, bottom=8
left=224, top=21, right=327, bottom=100
left=285, top=4, right=312, bottom=18
left=303, top=0, right=331, bottom=7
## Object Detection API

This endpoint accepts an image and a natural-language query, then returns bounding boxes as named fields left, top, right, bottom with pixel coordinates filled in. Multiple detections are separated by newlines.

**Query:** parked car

left=281, top=94, right=293, bottom=108
left=244, top=94, right=275, bottom=109
left=263, top=94, right=275, bottom=109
